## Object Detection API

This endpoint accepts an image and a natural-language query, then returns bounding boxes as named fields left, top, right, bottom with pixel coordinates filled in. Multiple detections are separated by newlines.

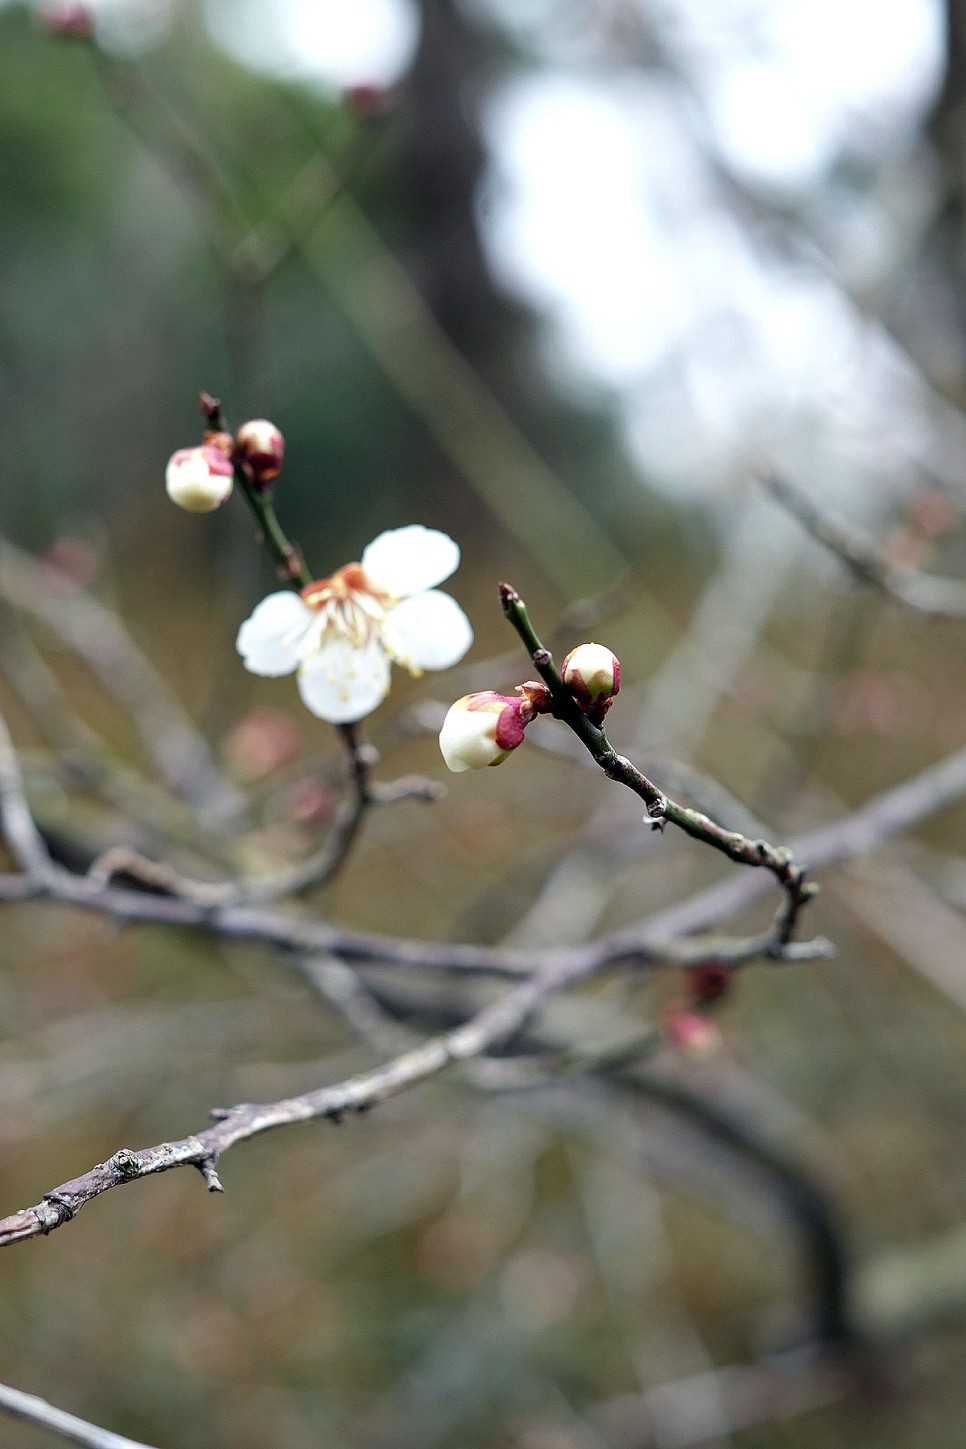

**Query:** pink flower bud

left=439, top=692, right=534, bottom=773
left=343, top=84, right=394, bottom=121
left=39, top=537, right=100, bottom=593
left=688, top=962, right=732, bottom=1005
left=561, top=643, right=621, bottom=713
left=165, top=445, right=234, bottom=513
left=665, top=1009, right=721, bottom=1057
left=224, top=709, right=303, bottom=781
left=234, top=419, right=285, bottom=486
left=37, top=2, right=94, bottom=38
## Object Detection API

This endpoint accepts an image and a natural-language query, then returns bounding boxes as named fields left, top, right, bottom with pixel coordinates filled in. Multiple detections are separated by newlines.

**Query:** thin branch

left=500, top=583, right=816, bottom=942
left=6, top=711, right=966, bottom=977
left=229, top=126, right=385, bottom=286
left=200, top=393, right=386, bottom=870
left=86, top=772, right=443, bottom=905
left=96, top=44, right=630, bottom=598
left=2, top=729, right=964, bottom=1252
left=617, top=740, right=966, bottom=948
left=0, top=1381, right=156, bottom=1449
left=0, top=946, right=612, bottom=1248
left=588, top=1348, right=848, bottom=1448
left=0, top=855, right=827, bottom=978
left=0, top=711, right=829, bottom=1247
left=92, top=50, right=249, bottom=262
left=502, top=1062, right=859, bottom=1353
left=764, top=471, right=966, bottom=619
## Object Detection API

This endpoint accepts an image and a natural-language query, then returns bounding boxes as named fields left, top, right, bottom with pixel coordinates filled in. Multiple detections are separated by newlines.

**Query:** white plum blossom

left=236, top=525, right=473, bottom=725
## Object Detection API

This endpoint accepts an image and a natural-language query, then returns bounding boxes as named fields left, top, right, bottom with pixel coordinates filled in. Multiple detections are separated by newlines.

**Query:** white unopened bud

left=165, top=446, right=234, bottom=513
left=561, top=643, right=621, bottom=713
left=234, top=419, right=285, bottom=486
left=439, top=692, right=532, bottom=773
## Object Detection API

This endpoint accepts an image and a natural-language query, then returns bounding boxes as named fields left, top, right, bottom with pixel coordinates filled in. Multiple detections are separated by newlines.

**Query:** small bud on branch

left=561, top=642, right=621, bottom=719
left=439, top=691, right=539, bottom=772
left=343, top=83, right=395, bottom=121
left=165, top=446, right=234, bottom=513
left=234, top=419, right=285, bottom=487
left=37, top=2, right=94, bottom=38
left=665, top=1009, right=722, bottom=1056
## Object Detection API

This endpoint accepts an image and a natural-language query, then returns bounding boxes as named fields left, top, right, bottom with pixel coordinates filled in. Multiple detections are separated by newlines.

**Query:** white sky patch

left=477, top=1, right=945, bottom=496
left=483, top=74, right=709, bottom=386
left=203, top=0, right=419, bottom=91
left=659, top=0, right=944, bottom=187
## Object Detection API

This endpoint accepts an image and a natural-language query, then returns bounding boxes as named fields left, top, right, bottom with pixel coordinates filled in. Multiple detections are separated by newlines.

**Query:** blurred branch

left=586, top=1213, right=966, bottom=1446
left=0, top=694, right=963, bottom=981
left=91, top=43, right=629, bottom=593
left=0, top=1380, right=156, bottom=1449
left=310, top=197, right=627, bottom=594
left=468, top=1053, right=860, bottom=1353
left=615, top=1070, right=856, bottom=1349
left=228, top=126, right=385, bottom=286
left=0, top=535, right=243, bottom=823
left=0, top=713, right=56, bottom=879
left=0, top=698, right=827, bottom=1247
left=752, top=582, right=881, bottom=822
left=589, top=1346, right=849, bottom=1448
left=87, top=770, right=443, bottom=905
left=764, top=471, right=966, bottom=618
left=92, top=50, right=248, bottom=260
left=0, top=608, right=246, bottom=861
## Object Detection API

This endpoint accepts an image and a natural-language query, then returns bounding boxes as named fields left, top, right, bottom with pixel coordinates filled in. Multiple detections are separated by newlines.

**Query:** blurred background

left=2, top=0, right=966, bottom=1445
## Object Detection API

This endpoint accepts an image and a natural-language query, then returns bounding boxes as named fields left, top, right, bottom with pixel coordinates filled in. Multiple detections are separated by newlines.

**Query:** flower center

left=299, top=563, right=394, bottom=650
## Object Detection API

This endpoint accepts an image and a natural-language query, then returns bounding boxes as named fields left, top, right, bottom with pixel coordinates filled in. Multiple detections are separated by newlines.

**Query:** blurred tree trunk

left=924, top=0, right=966, bottom=403
left=403, top=0, right=512, bottom=377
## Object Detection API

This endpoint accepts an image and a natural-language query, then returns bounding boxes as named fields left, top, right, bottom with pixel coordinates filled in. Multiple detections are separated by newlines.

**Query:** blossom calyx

left=234, top=419, right=285, bottom=487
left=165, top=445, right=234, bottom=513
left=439, top=692, right=537, bottom=773
left=561, top=643, right=621, bottom=716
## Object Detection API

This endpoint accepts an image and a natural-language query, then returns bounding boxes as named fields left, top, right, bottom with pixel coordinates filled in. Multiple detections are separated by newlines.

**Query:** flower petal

left=297, top=637, right=391, bottom=723
left=237, top=592, right=314, bottom=677
left=361, top=526, right=460, bottom=598
left=381, top=591, right=473, bottom=672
